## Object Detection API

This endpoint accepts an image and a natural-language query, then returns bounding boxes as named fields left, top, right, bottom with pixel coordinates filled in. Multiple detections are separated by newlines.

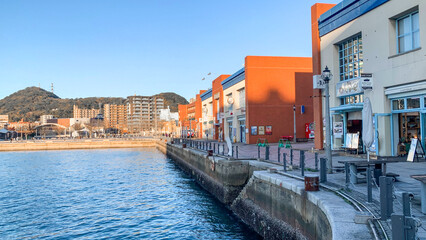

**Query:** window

left=407, top=97, right=420, bottom=109
left=226, top=93, right=233, bottom=112
left=392, top=99, right=405, bottom=110
left=339, top=35, right=363, bottom=81
left=238, top=88, right=245, bottom=108
left=341, top=94, right=364, bottom=105
left=397, top=11, right=420, bottom=53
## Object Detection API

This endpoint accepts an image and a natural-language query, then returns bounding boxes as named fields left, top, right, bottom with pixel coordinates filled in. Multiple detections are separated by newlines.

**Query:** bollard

left=209, top=142, right=212, bottom=150
left=213, top=143, right=216, bottom=154
left=380, top=176, right=394, bottom=220
left=283, top=153, right=287, bottom=172
left=265, top=146, right=270, bottom=160
left=345, top=162, right=350, bottom=189
left=232, top=146, right=234, bottom=157
left=320, top=158, right=327, bottom=183
left=402, top=192, right=412, bottom=217
left=290, top=149, right=293, bottom=166
left=258, top=146, right=260, bottom=159
left=367, top=166, right=373, bottom=203
left=278, top=147, right=281, bottom=163
left=315, top=152, right=318, bottom=170
left=392, top=193, right=417, bottom=240
left=236, top=146, right=239, bottom=159
left=300, top=150, right=305, bottom=177
left=222, top=144, right=225, bottom=155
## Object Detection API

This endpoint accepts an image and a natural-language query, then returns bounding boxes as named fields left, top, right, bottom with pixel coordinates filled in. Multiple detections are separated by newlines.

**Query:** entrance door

left=239, top=120, right=246, bottom=143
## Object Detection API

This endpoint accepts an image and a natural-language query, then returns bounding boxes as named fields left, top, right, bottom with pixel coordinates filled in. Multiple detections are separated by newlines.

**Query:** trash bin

left=305, top=174, right=319, bottom=191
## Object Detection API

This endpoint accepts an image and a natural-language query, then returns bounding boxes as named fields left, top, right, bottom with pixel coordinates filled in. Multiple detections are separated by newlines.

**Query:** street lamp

left=293, top=105, right=296, bottom=143
left=321, top=66, right=333, bottom=174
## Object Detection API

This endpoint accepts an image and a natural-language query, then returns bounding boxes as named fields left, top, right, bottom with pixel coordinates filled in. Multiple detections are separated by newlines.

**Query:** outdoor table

left=338, top=159, right=400, bottom=184
left=411, top=175, right=426, bottom=214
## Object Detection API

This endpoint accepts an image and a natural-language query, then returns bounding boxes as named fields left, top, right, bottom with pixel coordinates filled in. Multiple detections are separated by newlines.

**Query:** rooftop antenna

left=51, top=83, right=54, bottom=93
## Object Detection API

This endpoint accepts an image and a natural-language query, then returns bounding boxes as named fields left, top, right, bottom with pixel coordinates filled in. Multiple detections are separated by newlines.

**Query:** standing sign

left=407, top=139, right=425, bottom=162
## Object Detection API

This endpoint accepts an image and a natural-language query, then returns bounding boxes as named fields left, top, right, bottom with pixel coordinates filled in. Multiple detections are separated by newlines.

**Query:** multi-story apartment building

left=126, top=95, right=164, bottom=133
left=40, top=115, right=54, bottom=124
left=104, top=104, right=127, bottom=133
left=73, top=105, right=101, bottom=119
left=312, top=0, right=426, bottom=156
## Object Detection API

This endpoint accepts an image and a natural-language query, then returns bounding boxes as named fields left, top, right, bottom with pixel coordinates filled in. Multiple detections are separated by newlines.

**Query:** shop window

left=407, top=97, right=420, bottom=109
left=238, top=88, right=245, bottom=109
left=392, top=99, right=405, bottom=110
left=339, top=35, right=363, bottom=81
left=397, top=11, right=420, bottom=53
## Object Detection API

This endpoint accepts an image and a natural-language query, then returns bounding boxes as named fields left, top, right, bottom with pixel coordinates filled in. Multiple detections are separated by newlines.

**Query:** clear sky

left=0, top=0, right=341, bottom=101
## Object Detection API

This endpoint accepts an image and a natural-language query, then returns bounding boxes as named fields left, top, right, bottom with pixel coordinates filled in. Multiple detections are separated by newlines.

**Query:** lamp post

left=321, top=66, right=333, bottom=174
left=293, top=105, right=297, bottom=143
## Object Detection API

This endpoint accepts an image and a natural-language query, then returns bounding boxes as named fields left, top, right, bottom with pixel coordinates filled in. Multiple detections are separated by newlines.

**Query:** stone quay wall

left=163, top=142, right=362, bottom=240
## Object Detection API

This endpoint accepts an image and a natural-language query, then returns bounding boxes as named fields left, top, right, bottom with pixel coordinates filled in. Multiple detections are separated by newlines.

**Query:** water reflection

left=0, top=148, right=260, bottom=239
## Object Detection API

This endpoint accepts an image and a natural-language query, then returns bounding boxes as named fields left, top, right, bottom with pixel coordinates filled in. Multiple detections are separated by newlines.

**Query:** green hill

left=0, top=87, right=188, bottom=122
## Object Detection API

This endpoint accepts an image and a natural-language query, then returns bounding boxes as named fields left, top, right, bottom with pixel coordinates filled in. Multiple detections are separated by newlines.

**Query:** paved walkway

left=177, top=138, right=426, bottom=239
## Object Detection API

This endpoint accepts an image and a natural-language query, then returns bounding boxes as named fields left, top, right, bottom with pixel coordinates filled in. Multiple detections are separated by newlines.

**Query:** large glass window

left=397, top=11, right=420, bottom=53
left=339, top=35, right=363, bottom=81
left=238, top=88, right=245, bottom=108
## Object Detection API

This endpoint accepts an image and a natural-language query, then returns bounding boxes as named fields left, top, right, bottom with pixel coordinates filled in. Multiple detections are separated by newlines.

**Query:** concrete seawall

left=165, top=142, right=371, bottom=240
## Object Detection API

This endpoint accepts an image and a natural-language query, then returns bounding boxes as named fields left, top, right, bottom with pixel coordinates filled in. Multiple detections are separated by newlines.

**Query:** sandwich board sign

left=407, top=138, right=425, bottom=162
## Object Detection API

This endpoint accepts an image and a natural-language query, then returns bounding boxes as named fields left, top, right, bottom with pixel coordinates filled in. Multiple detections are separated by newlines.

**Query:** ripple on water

left=0, top=148, right=260, bottom=240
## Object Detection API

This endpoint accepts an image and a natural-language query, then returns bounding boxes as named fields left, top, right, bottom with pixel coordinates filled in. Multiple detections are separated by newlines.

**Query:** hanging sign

left=407, top=139, right=425, bottom=162
left=313, top=75, right=325, bottom=89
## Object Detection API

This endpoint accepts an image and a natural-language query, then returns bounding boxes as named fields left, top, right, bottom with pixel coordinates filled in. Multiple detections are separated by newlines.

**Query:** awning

left=331, top=103, right=363, bottom=113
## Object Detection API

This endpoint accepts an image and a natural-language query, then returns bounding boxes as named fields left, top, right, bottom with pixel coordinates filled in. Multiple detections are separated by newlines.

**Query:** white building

left=200, top=89, right=214, bottom=139
left=316, top=0, right=426, bottom=156
left=40, top=115, right=54, bottom=124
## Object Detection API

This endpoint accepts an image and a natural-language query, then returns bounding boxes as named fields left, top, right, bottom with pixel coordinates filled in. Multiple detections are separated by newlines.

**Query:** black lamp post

left=321, top=66, right=333, bottom=173
left=293, top=105, right=296, bottom=143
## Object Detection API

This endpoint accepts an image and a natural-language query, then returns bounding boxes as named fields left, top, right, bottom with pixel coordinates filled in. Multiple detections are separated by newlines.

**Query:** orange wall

left=212, top=75, right=230, bottom=140
left=57, top=118, right=70, bottom=127
left=245, top=56, right=313, bottom=144
left=311, top=3, right=336, bottom=149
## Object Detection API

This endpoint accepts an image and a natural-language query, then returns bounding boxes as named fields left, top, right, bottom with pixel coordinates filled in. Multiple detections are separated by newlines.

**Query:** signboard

left=407, top=139, right=425, bottom=162
left=258, top=126, right=265, bottom=135
left=251, top=126, right=258, bottom=135
left=313, top=75, right=325, bottom=89
left=336, top=79, right=362, bottom=97
left=266, top=126, right=272, bottom=135
left=361, top=73, right=373, bottom=90
left=345, top=133, right=359, bottom=149
left=333, top=122, right=343, bottom=138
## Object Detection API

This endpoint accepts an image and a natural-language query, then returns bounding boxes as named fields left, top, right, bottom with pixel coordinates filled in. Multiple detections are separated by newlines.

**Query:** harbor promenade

left=176, top=138, right=426, bottom=239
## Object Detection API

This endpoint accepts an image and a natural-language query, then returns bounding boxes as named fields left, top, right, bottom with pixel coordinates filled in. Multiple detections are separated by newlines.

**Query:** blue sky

left=0, top=0, right=341, bottom=101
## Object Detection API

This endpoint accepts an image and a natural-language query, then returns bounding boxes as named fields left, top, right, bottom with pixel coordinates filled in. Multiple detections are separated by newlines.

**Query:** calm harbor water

left=0, top=148, right=260, bottom=239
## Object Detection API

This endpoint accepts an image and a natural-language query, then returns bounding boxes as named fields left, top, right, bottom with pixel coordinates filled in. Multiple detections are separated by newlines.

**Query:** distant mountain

left=0, top=87, right=188, bottom=122
left=155, top=92, right=188, bottom=112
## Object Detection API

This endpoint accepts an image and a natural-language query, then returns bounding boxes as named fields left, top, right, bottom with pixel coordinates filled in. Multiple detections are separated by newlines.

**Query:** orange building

left=311, top=3, right=336, bottom=150
left=221, top=56, right=314, bottom=144
left=178, top=90, right=205, bottom=138
left=212, top=75, right=230, bottom=141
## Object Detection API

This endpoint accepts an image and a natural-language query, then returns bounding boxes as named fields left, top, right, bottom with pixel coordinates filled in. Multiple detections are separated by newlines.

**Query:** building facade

left=0, top=115, right=8, bottom=128
left=126, top=95, right=164, bottom=134
left=73, top=105, right=101, bottom=119
left=200, top=89, right=213, bottom=139
left=221, top=56, right=313, bottom=144
left=313, top=0, right=426, bottom=156
left=178, top=90, right=206, bottom=138
left=104, top=104, right=127, bottom=133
